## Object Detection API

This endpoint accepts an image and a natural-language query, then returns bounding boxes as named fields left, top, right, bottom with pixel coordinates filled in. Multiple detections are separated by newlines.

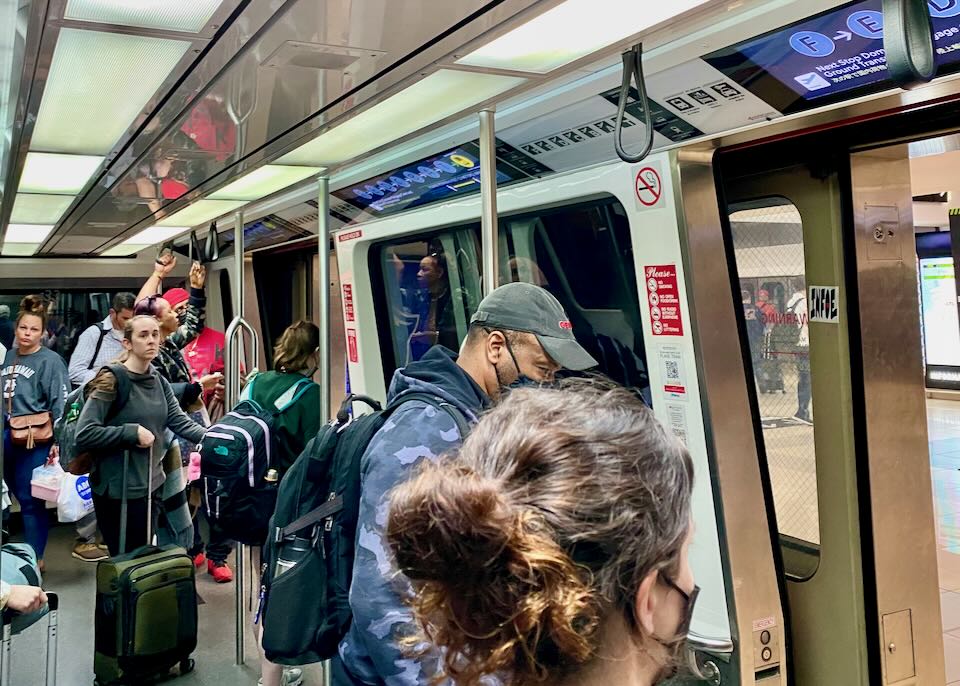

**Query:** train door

left=679, top=138, right=945, bottom=684
left=336, top=157, right=788, bottom=685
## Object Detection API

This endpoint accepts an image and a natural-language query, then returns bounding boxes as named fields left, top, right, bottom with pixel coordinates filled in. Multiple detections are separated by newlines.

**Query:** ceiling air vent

left=261, top=42, right=384, bottom=71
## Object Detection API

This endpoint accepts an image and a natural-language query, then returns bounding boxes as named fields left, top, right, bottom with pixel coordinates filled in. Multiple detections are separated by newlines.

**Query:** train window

left=500, top=198, right=650, bottom=400
left=372, top=227, right=482, bottom=374
left=729, top=200, right=821, bottom=559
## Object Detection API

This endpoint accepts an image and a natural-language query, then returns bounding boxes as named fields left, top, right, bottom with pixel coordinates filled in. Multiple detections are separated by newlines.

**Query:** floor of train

left=5, top=526, right=326, bottom=685
left=5, top=398, right=960, bottom=684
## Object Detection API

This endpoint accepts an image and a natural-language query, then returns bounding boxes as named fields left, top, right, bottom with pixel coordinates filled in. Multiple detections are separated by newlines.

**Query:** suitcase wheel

left=179, top=659, right=195, bottom=675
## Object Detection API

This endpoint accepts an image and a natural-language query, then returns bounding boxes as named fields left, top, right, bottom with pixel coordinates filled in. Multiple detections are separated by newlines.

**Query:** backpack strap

left=386, top=391, right=471, bottom=440
left=87, top=324, right=111, bottom=370
left=272, top=377, right=314, bottom=415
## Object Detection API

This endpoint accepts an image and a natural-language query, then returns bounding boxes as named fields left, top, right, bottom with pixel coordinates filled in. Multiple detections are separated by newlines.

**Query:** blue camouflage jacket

left=338, top=346, right=489, bottom=685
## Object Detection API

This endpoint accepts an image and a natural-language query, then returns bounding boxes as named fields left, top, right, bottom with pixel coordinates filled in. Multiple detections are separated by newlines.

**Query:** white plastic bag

left=57, top=473, right=94, bottom=523
left=30, top=462, right=65, bottom=502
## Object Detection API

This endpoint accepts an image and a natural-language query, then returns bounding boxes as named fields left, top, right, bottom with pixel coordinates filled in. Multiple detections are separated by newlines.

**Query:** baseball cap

left=162, top=287, right=190, bottom=308
left=470, top=282, right=597, bottom=371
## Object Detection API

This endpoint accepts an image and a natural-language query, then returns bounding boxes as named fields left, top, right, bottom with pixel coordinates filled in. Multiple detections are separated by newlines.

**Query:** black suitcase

left=93, top=451, right=197, bottom=685
left=0, top=592, right=59, bottom=686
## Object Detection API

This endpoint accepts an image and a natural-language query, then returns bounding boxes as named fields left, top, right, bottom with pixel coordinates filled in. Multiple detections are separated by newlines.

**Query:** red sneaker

left=192, top=552, right=206, bottom=569
left=207, top=560, right=233, bottom=583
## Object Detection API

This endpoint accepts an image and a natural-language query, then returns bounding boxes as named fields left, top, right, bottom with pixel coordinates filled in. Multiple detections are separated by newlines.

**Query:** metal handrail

left=688, top=631, right=735, bottom=660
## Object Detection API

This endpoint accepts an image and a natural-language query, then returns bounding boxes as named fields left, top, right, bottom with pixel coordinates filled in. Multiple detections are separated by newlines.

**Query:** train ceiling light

left=210, top=165, right=322, bottom=202
left=455, top=0, right=713, bottom=74
left=0, top=224, right=55, bottom=257
left=156, top=199, right=246, bottom=227
left=17, top=152, right=103, bottom=194
left=31, top=28, right=189, bottom=156
left=277, top=70, right=525, bottom=167
left=64, top=0, right=223, bottom=34
left=11, top=194, right=74, bottom=224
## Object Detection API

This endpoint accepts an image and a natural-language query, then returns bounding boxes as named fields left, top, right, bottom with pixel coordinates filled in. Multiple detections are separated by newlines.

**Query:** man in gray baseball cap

left=335, top=281, right=596, bottom=686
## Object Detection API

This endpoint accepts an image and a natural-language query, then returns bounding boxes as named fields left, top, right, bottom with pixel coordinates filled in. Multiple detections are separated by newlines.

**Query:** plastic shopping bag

left=30, top=462, right=65, bottom=502
left=57, top=472, right=94, bottom=522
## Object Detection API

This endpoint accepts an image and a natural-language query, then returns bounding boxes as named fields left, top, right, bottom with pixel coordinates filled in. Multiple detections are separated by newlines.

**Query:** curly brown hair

left=386, top=378, right=694, bottom=686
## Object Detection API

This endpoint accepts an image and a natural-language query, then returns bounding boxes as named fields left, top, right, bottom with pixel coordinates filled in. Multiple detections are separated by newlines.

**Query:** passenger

left=409, top=250, right=459, bottom=358
left=1, top=295, right=69, bottom=570
left=786, top=289, right=811, bottom=424
left=134, top=261, right=223, bottom=557
left=0, top=304, right=13, bottom=349
left=66, top=292, right=137, bottom=563
left=386, top=379, right=697, bottom=686
left=0, top=582, right=47, bottom=615
left=254, top=321, right=322, bottom=686
left=75, top=315, right=207, bottom=556
left=756, top=289, right=783, bottom=394
left=333, top=282, right=597, bottom=686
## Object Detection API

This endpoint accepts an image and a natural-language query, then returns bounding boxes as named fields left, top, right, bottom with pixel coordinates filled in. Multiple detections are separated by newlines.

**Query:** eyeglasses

left=661, top=575, right=700, bottom=637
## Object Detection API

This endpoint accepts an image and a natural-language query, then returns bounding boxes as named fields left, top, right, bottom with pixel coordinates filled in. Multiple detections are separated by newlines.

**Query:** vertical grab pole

left=227, top=209, right=246, bottom=666
left=479, top=108, right=499, bottom=295
left=317, top=174, right=332, bottom=686
left=317, top=173, right=331, bottom=425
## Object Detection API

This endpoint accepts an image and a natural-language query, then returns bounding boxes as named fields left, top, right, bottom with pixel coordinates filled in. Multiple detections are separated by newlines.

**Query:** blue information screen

left=705, top=0, right=960, bottom=113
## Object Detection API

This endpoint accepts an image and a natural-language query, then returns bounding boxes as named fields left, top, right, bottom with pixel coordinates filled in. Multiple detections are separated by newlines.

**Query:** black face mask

left=491, top=334, right=541, bottom=394
left=651, top=576, right=700, bottom=684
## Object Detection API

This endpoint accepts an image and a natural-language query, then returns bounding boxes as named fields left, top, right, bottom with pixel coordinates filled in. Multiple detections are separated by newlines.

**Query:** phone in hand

left=157, top=246, right=174, bottom=263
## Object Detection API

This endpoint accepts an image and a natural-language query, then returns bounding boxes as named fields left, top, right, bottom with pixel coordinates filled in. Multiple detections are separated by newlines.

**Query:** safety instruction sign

left=634, top=164, right=664, bottom=209
left=346, top=328, right=359, bottom=363
left=343, top=284, right=355, bottom=322
left=644, top=264, right=684, bottom=336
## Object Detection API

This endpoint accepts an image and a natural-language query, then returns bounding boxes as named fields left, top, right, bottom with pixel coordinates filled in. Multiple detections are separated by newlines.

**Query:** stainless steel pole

left=479, top=108, right=499, bottom=295
left=317, top=174, right=331, bottom=425
left=229, top=209, right=246, bottom=666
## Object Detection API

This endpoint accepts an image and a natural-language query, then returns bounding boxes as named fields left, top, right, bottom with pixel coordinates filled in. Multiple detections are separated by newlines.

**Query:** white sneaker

left=257, top=667, right=303, bottom=686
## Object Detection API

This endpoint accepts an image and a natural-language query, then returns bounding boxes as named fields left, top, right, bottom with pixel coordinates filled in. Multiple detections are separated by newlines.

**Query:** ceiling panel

left=44, top=0, right=537, bottom=254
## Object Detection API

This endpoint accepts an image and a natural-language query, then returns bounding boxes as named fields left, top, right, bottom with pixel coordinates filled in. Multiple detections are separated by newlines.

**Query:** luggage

left=1, top=543, right=48, bottom=636
left=199, top=374, right=313, bottom=546
left=94, top=451, right=197, bottom=685
left=0, top=592, right=59, bottom=686
left=260, top=392, right=469, bottom=665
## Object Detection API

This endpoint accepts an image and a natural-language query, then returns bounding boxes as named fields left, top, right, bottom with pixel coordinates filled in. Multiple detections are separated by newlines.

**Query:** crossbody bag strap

left=120, top=449, right=129, bottom=555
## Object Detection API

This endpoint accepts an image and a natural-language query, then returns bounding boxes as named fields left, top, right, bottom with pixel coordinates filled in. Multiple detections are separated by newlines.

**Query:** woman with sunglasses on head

left=76, top=315, right=206, bottom=556
left=1, top=295, right=69, bottom=570
left=385, top=378, right=698, bottom=686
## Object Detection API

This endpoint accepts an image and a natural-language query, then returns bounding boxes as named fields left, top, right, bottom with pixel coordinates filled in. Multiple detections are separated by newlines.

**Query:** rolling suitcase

left=0, top=592, right=59, bottom=686
left=94, top=451, right=197, bottom=685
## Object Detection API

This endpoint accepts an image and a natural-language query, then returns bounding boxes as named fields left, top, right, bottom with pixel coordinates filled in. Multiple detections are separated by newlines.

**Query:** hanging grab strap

left=614, top=43, right=654, bottom=164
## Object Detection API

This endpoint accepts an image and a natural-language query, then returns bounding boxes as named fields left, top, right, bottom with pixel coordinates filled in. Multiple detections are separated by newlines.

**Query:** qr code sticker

left=665, top=360, right=679, bottom=379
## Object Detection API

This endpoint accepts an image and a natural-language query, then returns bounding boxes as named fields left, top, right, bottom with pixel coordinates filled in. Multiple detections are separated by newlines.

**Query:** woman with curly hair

left=385, top=379, right=697, bottom=686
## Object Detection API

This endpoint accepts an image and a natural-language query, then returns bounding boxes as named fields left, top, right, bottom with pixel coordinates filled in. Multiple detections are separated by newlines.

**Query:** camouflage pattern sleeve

left=342, top=401, right=463, bottom=686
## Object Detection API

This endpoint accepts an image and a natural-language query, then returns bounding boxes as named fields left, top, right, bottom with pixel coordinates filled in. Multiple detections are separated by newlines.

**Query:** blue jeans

left=2, top=429, right=51, bottom=559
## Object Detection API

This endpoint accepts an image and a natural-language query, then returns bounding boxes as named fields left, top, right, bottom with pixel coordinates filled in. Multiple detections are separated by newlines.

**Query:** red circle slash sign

left=635, top=167, right=662, bottom=207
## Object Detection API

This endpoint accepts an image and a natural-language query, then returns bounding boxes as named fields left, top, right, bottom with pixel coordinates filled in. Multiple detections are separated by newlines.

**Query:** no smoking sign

left=633, top=162, right=664, bottom=210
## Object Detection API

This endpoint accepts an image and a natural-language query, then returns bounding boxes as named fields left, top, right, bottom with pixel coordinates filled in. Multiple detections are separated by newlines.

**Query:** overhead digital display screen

left=332, top=139, right=551, bottom=218
left=919, top=257, right=960, bottom=368
left=704, top=0, right=960, bottom=114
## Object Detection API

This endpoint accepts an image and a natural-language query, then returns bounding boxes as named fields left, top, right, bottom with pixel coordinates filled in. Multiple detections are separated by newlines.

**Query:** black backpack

left=259, top=392, right=469, bottom=665
left=199, top=375, right=314, bottom=546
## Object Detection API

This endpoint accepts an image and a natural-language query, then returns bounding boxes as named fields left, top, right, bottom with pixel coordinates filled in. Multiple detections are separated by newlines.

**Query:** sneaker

left=207, top=559, right=233, bottom=583
left=72, top=542, right=109, bottom=562
left=258, top=667, right=303, bottom=686
left=192, top=552, right=207, bottom=568
left=792, top=414, right=813, bottom=425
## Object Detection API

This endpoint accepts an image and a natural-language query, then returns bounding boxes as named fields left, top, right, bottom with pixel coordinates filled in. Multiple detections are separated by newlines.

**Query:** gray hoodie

left=1, top=346, right=68, bottom=422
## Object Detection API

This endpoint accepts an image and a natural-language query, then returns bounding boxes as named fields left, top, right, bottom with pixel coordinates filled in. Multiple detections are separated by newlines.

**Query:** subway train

left=2, top=0, right=960, bottom=684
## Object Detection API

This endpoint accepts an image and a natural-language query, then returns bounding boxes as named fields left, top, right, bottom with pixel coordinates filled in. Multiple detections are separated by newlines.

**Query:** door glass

left=500, top=198, right=650, bottom=402
left=374, top=227, right=481, bottom=372
left=729, top=200, right=821, bottom=552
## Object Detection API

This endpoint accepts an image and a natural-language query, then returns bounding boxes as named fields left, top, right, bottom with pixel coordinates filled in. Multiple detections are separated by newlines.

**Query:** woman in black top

left=76, top=316, right=206, bottom=555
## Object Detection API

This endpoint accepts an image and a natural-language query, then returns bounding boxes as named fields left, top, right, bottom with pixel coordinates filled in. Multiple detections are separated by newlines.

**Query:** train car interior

left=4, top=0, right=960, bottom=684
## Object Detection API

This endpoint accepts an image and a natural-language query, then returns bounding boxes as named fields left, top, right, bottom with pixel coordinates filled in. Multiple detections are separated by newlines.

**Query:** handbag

left=5, top=356, right=53, bottom=449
